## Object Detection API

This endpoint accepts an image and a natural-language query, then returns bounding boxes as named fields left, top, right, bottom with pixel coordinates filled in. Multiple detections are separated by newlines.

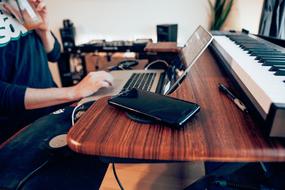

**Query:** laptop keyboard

left=120, top=73, right=157, bottom=92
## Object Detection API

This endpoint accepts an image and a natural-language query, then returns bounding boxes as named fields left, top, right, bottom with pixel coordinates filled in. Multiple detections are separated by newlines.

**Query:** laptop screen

left=165, top=25, right=213, bottom=94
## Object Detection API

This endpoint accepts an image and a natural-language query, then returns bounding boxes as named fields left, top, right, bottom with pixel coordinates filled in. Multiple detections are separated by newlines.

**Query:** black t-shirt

left=0, top=9, right=61, bottom=136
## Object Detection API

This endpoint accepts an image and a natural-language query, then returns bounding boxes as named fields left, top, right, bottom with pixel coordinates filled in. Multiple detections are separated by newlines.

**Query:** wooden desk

left=144, top=42, right=181, bottom=53
left=67, top=50, right=285, bottom=162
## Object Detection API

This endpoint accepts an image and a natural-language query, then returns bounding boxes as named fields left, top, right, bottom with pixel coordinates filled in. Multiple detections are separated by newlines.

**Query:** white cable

left=71, top=100, right=98, bottom=125
left=71, top=103, right=82, bottom=126
left=144, top=60, right=170, bottom=70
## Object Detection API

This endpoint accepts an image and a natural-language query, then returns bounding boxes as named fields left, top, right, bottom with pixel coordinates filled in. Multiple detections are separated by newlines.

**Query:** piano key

left=246, top=47, right=278, bottom=51
left=255, top=59, right=285, bottom=63
left=261, top=61, right=285, bottom=66
left=274, top=69, right=285, bottom=76
left=270, top=65, right=285, bottom=71
left=256, top=56, right=285, bottom=59
left=239, top=44, right=268, bottom=48
left=248, top=50, right=279, bottom=54
left=250, top=52, right=284, bottom=56
left=213, top=35, right=285, bottom=117
left=261, top=57, right=285, bottom=61
left=245, top=52, right=285, bottom=66
left=256, top=58, right=285, bottom=63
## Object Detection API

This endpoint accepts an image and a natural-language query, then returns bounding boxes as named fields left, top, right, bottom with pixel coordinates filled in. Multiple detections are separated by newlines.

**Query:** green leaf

left=219, top=0, right=234, bottom=28
left=214, top=0, right=226, bottom=22
left=210, top=0, right=234, bottom=30
left=214, top=0, right=222, bottom=11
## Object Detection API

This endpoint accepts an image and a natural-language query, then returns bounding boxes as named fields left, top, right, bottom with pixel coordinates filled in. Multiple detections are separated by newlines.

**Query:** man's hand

left=71, top=71, right=114, bottom=100
left=28, top=0, right=56, bottom=53
left=29, top=0, right=49, bottom=33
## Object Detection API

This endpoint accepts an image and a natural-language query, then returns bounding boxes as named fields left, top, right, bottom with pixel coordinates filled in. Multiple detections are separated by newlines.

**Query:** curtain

left=259, top=0, right=285, bottom=39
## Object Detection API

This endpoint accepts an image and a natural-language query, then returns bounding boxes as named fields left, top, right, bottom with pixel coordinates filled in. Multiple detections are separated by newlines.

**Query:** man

left=0, top=0, right=114, bottom=142
left=0, top=1, right=112, bottom=189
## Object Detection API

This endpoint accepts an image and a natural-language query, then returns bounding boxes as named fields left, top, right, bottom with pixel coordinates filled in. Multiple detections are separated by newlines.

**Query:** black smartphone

left=108, top=88, right=200, bottom=127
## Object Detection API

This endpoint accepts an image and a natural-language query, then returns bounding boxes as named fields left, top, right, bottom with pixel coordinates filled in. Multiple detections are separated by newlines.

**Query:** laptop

left=79, top=25, right=213, bottom=104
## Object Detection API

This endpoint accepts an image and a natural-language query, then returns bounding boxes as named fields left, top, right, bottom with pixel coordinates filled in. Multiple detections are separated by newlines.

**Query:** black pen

left=218, top=83, right=248, bottom=113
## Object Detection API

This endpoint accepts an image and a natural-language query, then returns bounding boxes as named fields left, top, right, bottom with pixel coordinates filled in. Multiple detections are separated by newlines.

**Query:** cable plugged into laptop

left=108, top=60, right=139, bottom=71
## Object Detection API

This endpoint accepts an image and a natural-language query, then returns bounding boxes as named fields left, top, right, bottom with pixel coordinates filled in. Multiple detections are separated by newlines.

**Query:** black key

left=256, top=55, right=285, bottom=59
left=259, top=58, right=285, bottom=62
left=270, top=65, right=285, bottom=71
left=262, top=61, right=285, bottom=66
left=255, top=57, right=285, bottom=62
left=274, top=69, right=285, bottom=76
left=248, top=52, right=278, bottom=57
left=249, top=52, right=284, bottom=56
left=248, top=50, right=278, bottom=55
left=248, top=50, right=278, bottom=54
left=240, top=44, right=268, bottom=49
left=244, top=47, right=270, bottom=51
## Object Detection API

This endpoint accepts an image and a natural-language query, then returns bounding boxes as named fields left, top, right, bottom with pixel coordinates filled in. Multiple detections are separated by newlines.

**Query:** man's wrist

left=37, top=30, right=55, bottom=53
left=36, top=29, right=50, bottom=39
left=66, top=86, right=82, bottom=102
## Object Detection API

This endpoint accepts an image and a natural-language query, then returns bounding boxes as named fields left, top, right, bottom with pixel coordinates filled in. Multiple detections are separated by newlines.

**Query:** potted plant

left=208, top=0, right=234, bottom=30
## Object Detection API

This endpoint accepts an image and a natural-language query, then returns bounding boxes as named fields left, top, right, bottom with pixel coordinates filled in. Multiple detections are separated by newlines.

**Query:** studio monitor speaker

left=157, top=24, right=178, bottom=42
left=60, top=19, right=76, bottom=52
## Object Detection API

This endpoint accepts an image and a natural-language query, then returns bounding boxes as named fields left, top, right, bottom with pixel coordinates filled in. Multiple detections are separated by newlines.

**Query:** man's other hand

left=30, top=0, right=49, bottom=32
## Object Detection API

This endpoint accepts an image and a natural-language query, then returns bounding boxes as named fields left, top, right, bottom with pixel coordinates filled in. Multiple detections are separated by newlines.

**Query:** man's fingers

left=104, top=74, right=114, bottom=86
left=36, top=2, right=46, bottom=12
left=100, top=81, right=112, bottom=88
left=30, top=0, right=42, bottom=4
left=2, top=3, right=12, bottom=14
left=102, top=72, right=114, bottom=85
left=2, top=3, right=22, bottom=21
left=91, top=71, right=114, bottom=86
left=103, top=80, right=113, bottom=87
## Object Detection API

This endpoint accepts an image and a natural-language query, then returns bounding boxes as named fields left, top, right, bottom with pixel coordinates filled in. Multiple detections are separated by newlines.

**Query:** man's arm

left=31, top=0, right=55, bottom=53
left=25, top=71, right=113, bottom=110
left=0, top=81, right=26, bottom=114
left=22, top=1, right=114, bottom=110
left=37, top=31, right=55, bottom=53
left=1, top=71, right=113, bottom=112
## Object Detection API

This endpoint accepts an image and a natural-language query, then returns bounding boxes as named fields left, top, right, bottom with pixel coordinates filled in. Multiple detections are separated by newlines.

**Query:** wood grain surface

left=144, top=42, right=181, bottom=53
left=67, top=50, right=285, bottom=162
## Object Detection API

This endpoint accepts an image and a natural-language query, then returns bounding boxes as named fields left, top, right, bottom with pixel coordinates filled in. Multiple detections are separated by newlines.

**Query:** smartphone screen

left=108, top=88, right=200, bottom=127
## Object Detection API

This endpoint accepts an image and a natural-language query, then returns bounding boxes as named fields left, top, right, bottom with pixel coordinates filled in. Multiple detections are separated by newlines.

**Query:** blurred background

left=46, top=0, right=263, bottom=45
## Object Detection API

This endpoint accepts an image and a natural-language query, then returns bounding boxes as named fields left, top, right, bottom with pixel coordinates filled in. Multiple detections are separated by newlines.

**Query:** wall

left=223, top=0, right=264, bottom=33
left=47, top=0, right=210, bottom=45
left=47, top=0, right=263, bottom=44
left=46, top=0, right=264, bottom=85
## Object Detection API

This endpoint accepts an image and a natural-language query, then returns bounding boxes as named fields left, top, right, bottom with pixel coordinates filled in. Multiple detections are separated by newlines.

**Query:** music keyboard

left=211, top=33, right=285, bottom=137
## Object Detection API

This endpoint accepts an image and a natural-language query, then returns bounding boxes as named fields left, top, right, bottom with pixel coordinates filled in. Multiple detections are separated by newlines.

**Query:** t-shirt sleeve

left=47, top=33, right=61, bottom=62
left=0, top=81, right=27, bottom=115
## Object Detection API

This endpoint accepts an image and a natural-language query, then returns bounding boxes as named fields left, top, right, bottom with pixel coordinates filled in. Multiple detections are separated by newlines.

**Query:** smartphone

left=108, top=88, right=200, bottom=127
